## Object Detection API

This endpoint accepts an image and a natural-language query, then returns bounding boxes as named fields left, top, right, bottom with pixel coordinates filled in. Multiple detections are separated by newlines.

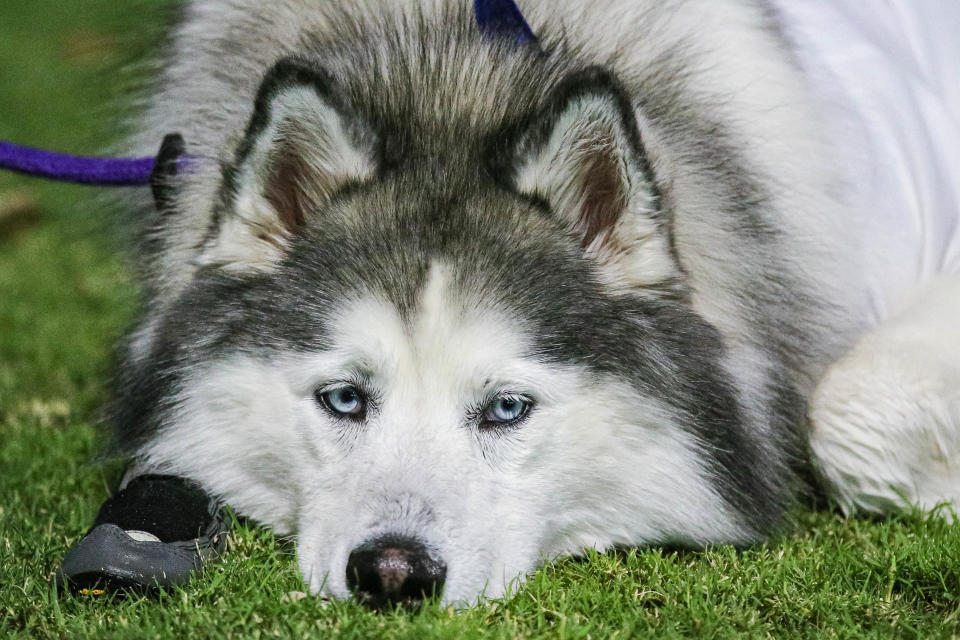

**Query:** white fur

left=140, top=262, right=744, bottom=604
left=810, top=275, right=960, bottom=517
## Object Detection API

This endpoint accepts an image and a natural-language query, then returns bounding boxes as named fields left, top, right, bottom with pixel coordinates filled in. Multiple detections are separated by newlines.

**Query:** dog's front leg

left=809, top=275, right=960, bottom=518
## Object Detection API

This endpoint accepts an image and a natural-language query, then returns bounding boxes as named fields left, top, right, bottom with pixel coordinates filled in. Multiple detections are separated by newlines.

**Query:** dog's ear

left=199, top=59, right=377, bottom=270
left=512, top=69, right=681, bottom=294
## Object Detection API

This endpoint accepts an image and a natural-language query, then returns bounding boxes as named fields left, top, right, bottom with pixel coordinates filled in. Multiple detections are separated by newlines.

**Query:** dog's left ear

left=512, top=69, right=681, bottom=293
left=199, top=59, right=377, bottom=270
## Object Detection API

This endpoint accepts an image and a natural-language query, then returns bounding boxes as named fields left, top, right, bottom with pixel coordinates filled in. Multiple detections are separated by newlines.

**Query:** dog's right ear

left=508, top=68, right=682, bottom=295
left=199, top=59, right=377, bottom=270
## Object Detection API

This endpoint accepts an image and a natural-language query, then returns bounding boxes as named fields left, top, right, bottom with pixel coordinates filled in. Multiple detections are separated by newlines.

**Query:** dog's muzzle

left=346, top=534, right=446, bottom=609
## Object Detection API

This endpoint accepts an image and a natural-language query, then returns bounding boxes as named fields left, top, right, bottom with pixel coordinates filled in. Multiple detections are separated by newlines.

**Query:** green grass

left=1, top=1, right=959, bottom=638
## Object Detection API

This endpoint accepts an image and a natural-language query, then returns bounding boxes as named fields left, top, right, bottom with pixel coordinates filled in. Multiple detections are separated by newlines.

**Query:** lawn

left=1, top=1, right=959, bottom=638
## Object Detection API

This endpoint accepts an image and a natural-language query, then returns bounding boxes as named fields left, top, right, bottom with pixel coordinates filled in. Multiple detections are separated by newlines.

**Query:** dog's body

left=114, top=0, right=960, bottom=604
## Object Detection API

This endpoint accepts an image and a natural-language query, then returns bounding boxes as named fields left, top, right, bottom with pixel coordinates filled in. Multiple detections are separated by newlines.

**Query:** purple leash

left=0, top=140, right=172, bottom=186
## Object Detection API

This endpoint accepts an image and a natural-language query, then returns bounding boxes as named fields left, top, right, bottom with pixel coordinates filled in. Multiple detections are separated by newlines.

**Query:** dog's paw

left=810, top=341, right=960, bottom=518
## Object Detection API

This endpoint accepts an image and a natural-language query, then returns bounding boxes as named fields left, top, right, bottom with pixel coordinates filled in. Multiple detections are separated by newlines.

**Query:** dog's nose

left=346, top=535, right=446, bottom=608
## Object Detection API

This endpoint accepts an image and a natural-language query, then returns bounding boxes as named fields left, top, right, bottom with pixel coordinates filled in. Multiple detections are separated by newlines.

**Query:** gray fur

left=110, top=0, right=876, bottom=602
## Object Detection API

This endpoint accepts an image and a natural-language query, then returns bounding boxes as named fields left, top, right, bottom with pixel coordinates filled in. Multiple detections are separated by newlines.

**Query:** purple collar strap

left=0, top=1, right=539, bottom=188
left=474, top=0, right=538, bottom=44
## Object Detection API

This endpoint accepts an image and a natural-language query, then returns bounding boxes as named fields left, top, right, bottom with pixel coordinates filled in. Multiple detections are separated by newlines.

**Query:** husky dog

left=113, top=0, right=960, bottom=605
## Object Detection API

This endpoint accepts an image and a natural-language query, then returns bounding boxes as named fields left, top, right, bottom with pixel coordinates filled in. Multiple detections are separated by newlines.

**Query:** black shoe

left=54, top=474, right=229, bottom=594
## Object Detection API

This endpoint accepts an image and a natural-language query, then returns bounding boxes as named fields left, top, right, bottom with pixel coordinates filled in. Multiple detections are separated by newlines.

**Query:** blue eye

left=482, top=394, right=532, bottom=427
left=317, top=385, right=367, bottom=420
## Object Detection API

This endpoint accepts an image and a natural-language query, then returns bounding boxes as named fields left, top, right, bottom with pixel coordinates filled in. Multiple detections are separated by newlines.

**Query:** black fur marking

left=233, top=58, right=347, bottom=172
left=149, top=133, right=186, bottom=214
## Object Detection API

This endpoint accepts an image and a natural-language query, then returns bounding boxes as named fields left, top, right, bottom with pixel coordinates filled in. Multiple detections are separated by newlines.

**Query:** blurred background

left=0, top=0, right=171, bottom=423
left=0, top=0, right=172, bottom=587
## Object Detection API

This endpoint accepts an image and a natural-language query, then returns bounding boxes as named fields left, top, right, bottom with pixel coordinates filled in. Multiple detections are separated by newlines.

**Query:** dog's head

left=121, top=58, right=771, bottom=606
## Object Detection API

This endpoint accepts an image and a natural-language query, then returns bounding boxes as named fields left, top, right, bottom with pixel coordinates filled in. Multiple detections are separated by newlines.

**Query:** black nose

left=346, top=535, right=446, bottom=609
